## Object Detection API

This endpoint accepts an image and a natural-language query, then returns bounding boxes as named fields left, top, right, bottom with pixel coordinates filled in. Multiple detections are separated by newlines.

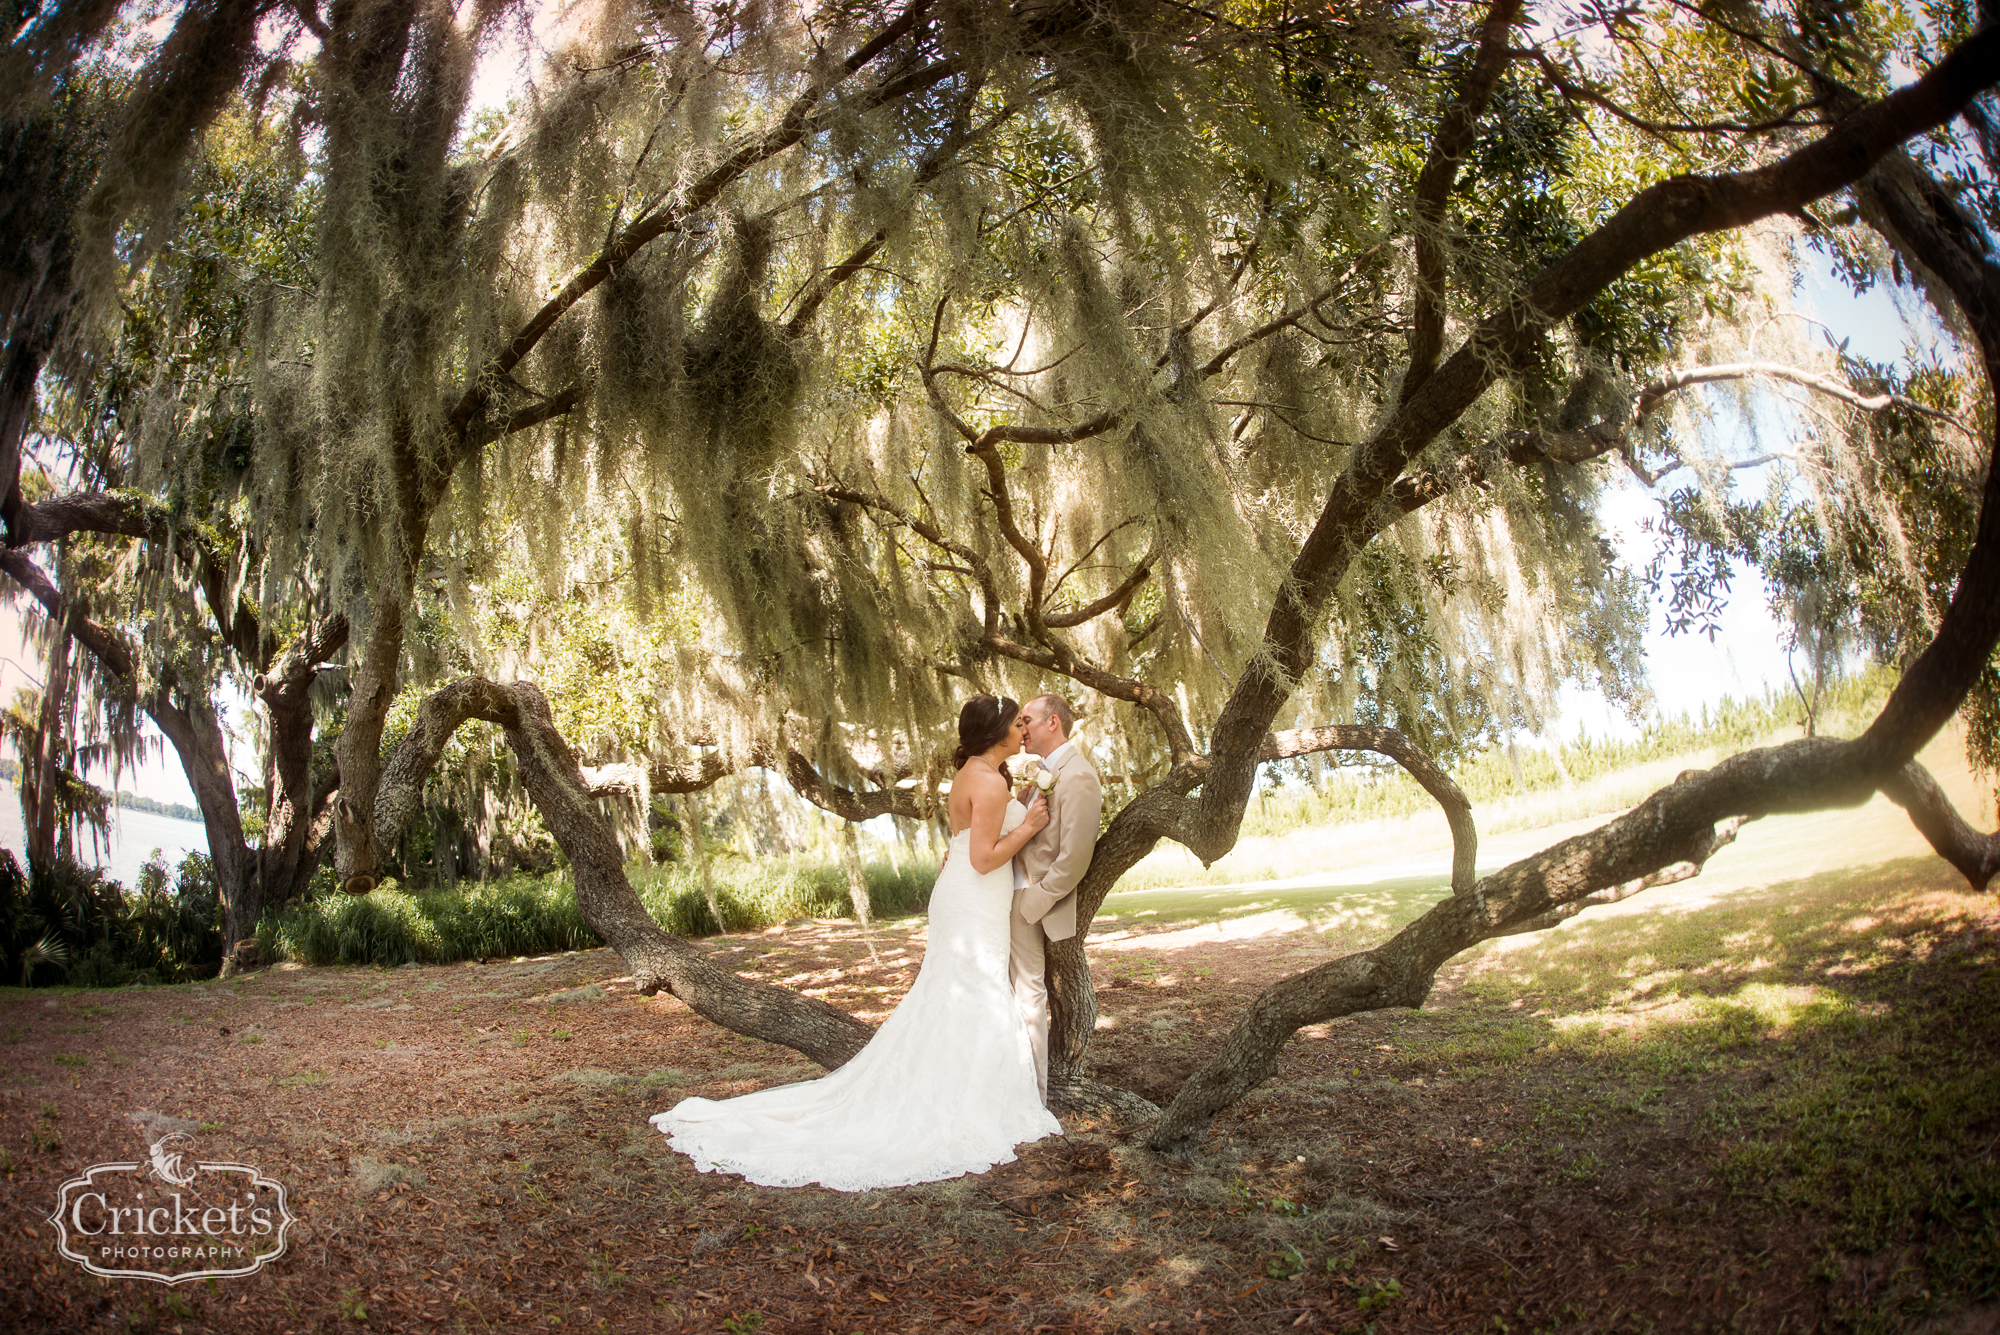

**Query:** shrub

left=255, top=854, right=938, bottom=968
left=0, top=851, right=136, bottom=987
left=126, top=851, right=223, bottom=981
left=259, top=877, right=596, bottom=967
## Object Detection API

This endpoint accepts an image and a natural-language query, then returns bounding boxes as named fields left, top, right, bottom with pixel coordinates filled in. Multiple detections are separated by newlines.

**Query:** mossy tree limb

left=1134, top=88, right=2000, bottom=1152
left=329, top=2, right=983, bottom=896
left=373, top=675, right=874, bottom=1067
left=871, top=26, right=2000, bottom=1136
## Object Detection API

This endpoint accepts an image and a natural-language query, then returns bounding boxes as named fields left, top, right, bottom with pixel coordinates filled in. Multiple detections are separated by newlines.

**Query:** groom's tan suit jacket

left=1013, top=743, right=1102, bottom=940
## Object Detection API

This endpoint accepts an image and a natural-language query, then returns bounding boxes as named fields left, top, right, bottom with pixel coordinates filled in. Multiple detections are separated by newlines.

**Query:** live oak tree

left=2, top=78, right=346, bottom=954
left=4, top=0, right=1999, bottom=1152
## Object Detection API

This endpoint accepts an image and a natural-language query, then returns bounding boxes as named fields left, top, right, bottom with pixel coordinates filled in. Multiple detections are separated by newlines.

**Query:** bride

left=650, top=694, right=1063, bottom=1190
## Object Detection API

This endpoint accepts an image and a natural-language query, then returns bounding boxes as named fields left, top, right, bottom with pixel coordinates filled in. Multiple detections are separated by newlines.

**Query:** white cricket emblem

left=149, top=1132, right=199, bottom=1188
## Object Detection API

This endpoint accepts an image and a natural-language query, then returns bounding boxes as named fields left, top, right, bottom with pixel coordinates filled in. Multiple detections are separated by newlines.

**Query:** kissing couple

left=650, top=693, right=1104, bottom=1190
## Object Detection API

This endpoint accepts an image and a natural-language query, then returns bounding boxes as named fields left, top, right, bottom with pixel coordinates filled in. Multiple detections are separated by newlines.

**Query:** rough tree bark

left=252, top=613, right=348, bottom=909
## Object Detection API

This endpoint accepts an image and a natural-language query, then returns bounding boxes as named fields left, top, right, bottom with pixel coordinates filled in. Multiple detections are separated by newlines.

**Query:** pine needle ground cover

left=2, top=740, right=1995, bottom=1333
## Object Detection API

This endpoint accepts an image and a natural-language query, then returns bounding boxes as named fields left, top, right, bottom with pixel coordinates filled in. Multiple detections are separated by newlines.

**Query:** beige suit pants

left=1008, top=904, right=1050, bottom=1105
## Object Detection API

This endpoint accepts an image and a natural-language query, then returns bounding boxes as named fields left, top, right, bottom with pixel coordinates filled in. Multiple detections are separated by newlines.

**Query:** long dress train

left=650, top=799, right=1062, bottom=1190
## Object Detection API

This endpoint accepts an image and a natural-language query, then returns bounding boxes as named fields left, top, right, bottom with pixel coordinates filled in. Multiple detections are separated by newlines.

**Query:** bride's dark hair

left=952, top=694, right=1019, bottom=777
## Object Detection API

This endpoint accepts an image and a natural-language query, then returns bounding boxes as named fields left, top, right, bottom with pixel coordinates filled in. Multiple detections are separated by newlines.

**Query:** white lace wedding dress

left=651, top=798, right=1062, bottom=1190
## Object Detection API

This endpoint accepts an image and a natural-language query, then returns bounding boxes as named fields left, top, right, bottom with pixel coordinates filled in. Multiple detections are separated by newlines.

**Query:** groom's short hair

left=1030, top=693, right=1075, bottom=737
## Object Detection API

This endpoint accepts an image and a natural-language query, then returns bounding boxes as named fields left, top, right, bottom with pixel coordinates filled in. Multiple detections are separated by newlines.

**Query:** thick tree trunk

left=254, top=615, right=348, bottom=907
left=27, top=622, right=69, bottom=870
left=0, top=330, right=53, bottom=543
left=1044, top=777, right=1197, bottom=1084
left=143, top=684, right=258, bottom=972
left=333, top=594, right=407, bottom=893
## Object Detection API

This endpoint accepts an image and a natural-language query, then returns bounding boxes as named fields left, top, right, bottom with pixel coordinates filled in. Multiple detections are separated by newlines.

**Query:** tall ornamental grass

left=257, top=856, right=937, bottom=967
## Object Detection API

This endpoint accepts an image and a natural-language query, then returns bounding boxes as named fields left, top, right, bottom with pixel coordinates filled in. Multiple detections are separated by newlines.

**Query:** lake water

left=0, top=782, right=210, bottom=889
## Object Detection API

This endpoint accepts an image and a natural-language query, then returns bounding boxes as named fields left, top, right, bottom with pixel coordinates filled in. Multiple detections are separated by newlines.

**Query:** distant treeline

left=114, top=792, right=204, bottom=824
left=0, top=759, right=203, bottom=824
left=1235, top=666, right=1904, bottom=841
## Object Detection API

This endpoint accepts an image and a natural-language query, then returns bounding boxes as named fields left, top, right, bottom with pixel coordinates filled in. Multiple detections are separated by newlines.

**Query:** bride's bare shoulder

left=953, top=761, right=1005, bottom=794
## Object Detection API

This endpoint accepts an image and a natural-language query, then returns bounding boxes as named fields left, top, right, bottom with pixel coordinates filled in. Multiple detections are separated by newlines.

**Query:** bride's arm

left=965, top=770, right=1049, bottom=875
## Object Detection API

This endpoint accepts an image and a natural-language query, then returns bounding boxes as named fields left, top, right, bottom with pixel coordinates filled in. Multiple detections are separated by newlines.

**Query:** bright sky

left=1547, top=247, right=1948, bottom=745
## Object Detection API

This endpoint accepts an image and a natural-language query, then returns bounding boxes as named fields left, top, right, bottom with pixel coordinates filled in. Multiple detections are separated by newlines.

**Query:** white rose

left=1033, top=767, right=1057, bottom=793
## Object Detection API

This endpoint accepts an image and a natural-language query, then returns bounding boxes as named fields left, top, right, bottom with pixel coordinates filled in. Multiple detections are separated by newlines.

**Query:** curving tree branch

left=370, top=676, right=878, bottom=1067
left=1201, top=23, right=2000, bottom=842
left=1259, top=725, right=1478, bottom=899
left=1882, top=762, right=2000, bottom=892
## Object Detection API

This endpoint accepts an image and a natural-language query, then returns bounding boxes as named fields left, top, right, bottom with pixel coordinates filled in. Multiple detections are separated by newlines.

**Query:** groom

left=1011, top=694, right=1102, bottom=1106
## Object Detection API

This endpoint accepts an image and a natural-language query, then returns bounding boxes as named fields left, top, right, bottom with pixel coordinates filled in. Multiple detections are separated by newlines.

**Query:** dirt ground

left=4, top=872, right=1996, bottom=1335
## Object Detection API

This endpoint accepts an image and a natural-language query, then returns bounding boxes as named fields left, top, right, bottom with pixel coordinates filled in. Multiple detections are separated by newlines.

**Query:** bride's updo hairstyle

left=952, top=693, right=1020, bottom=777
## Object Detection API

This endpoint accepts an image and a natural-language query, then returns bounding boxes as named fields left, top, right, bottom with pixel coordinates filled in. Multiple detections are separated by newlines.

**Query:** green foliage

left=259, top=878, right=594, bottom=968
left=1355, top=1277, right=1403, bottom=1312
left=0, top=845, right=223, bottom=988
left=124, top=852, right=223, bottom=982
left=256, top=855, right=935, bottom=967
left=626, top=856, right=934, bottom=938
